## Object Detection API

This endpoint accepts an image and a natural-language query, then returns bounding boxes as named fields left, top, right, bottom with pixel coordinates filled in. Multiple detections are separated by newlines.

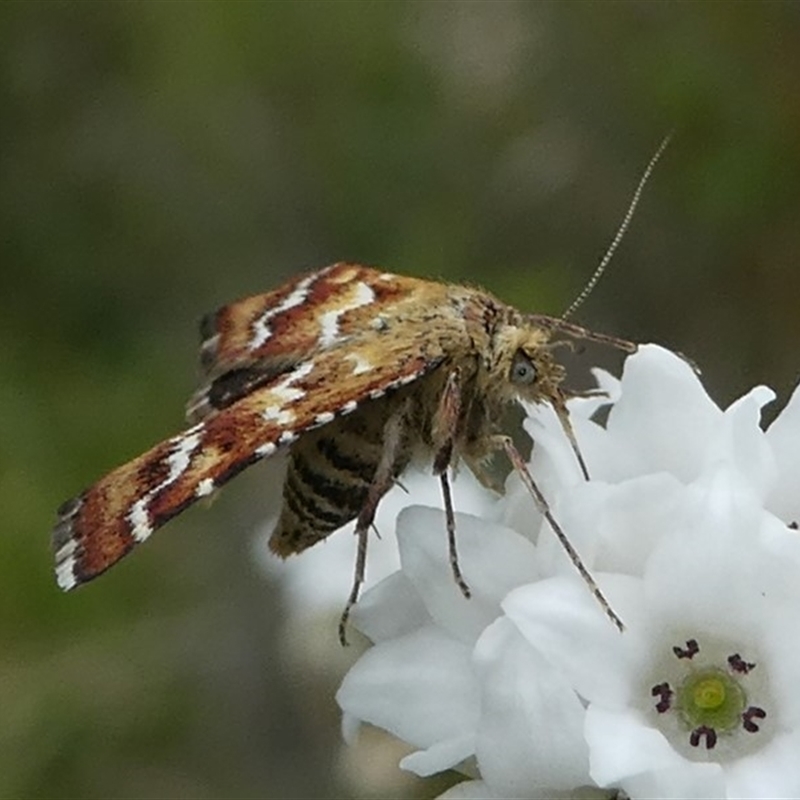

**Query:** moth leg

left=491, top=434, right=624, bottom=633
left=550, top=390, right=590, bottom=481
left=339, top=522, right=369, bottom=647
left=339, top=402, right=409, bottom=646
left=563, top=388, right=609, bottom=400
left=432, top=368, right=471, bottom=600
left=432, top=368, right=461, bottom=475
left=438, top=471, right=471, bottom=599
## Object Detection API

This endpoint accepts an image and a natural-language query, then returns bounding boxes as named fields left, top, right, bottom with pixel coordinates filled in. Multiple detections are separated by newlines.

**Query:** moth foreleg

left=432, top=369, right=471, bottom=600
left=492, top=434, right=624, bottom=633
left=550, top=391, right=590, bottom=481
left=338, top=401, right=410, bottom=646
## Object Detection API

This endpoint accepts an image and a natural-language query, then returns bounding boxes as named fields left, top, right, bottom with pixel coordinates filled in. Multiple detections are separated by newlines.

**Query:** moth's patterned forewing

left=189, top=264, right=422, bottom=421
left=52, top=265, right=473, bottom=592
left=199, top=264, right=418, bottom=375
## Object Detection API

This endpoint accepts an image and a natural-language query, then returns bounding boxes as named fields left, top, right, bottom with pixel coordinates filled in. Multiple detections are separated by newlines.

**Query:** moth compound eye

left=510, top=350, right=537, bottom=385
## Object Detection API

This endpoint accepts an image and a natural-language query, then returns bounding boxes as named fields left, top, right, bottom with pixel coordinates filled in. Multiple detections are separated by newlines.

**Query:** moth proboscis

left=52, top=138, right=670, bottom=644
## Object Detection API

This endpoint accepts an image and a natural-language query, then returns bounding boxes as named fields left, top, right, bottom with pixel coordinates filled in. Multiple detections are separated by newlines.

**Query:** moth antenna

left=529, top=314, right=637, bottom=353
left=561, top=132, right=673, bottom=321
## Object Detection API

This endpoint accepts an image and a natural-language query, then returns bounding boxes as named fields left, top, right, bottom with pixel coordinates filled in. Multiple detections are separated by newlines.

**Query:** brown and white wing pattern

left=53, top=334, right=449, bottom=591
left=188, top=263, right=427, bottom=421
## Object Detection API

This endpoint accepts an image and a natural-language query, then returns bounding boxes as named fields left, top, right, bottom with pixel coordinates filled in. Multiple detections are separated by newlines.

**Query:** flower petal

left=437, top=779, right=500, bottom=799
left=533, top=473, right=686, bottom=579
left=336, top=625, right=478, bottom=757
left=351, top=571, right=431, bottom=643
left=585, top=705, right=725, bottom=797
left=766, top=381, right=800, bottom=523
left=400, top=734, right=475, bottom=777
left=620, top=763, right=726, bottom=800
left=606, top=345, right=723, bottom=482
left=437, top=779, right=618, bottom=799
left=473, top=618, right=591, bottom=796
left=725, top=731, right=800, bottom=799
left=503, top=575, right=645, bottom=706
left=643, top=472, right=795, bottom=641
left=397, top=507, right=540, bottom=643
left=700, top=385, right=776, bottom=501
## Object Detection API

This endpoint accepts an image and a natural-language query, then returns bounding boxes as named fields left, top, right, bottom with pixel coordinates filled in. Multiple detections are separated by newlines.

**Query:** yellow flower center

left=693, top=677, right=726, bottom=710
left=677, top=668, right=745, bottom=733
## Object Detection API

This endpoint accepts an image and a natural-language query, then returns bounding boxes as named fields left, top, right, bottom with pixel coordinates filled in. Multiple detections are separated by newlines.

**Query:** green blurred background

left=3, top=2, right=800, bottom=798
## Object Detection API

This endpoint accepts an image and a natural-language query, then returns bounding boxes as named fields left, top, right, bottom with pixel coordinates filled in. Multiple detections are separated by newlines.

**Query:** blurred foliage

left=2, top=2, right=800, bottom=797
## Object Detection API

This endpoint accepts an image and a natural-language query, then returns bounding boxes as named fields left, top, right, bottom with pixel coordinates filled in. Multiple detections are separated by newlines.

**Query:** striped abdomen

left=268, top=397, right=414, bottom=556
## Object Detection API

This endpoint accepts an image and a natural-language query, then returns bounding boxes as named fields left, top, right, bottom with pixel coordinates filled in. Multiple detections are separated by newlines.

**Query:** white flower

left=337, top=345, right=800, bottom=799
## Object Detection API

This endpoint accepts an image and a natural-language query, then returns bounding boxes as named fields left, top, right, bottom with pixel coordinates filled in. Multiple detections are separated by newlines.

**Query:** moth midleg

left=493, top=434, right=624, bottom=633
left=432, top=368, right=461, bottom=474
left=431, top=368, right=471, bottom=599
left=438, top=472, right=471, bottom=600
left=338, top=400, right=410, bottom=646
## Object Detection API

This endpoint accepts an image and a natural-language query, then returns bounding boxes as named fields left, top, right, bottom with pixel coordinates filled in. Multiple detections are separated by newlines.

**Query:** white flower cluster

left=336, top=345, right=800, bottom=799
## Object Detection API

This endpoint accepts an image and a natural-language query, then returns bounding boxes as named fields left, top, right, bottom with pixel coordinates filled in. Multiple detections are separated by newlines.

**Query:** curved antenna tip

left=561, top=132, right=673, bottom=321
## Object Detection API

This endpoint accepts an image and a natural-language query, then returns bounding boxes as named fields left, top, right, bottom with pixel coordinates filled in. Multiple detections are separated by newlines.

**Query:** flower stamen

left=651, top=682, right=673, bottom=713
left=742, top=706, right=767, bottom=733
left=728, top=653, right=756, bottom=675
left=690, top=725, right=718, bottom=749
left=673, top=638, right=700, bottom=659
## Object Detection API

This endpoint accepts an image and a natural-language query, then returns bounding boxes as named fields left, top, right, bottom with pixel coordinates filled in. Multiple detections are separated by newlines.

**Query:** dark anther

left=789, top=521, right=799, bottom=530
left=742, top=706, right=767, bottom=733
left=672, top=639, right=700, bottom=659
left=728, top=653, right=756, bottom=674
left=650, top=682, right=673, bottom=713
left=690, top=725, right=717, bottom=749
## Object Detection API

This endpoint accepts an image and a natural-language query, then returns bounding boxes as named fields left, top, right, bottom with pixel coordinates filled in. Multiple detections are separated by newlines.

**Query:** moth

left=52, top=139, right=669, bottom=643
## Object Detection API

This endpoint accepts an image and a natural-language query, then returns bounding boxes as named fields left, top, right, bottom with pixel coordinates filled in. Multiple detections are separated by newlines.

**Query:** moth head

left=484, top=311, right=636, bottom=480
left=488, top=324, right=565, bottom=406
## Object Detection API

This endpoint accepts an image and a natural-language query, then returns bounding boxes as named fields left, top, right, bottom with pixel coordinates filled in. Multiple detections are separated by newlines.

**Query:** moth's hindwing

left=53, top=336, right=447, bottom=591
left=189, top=263, right=424, bottom=421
